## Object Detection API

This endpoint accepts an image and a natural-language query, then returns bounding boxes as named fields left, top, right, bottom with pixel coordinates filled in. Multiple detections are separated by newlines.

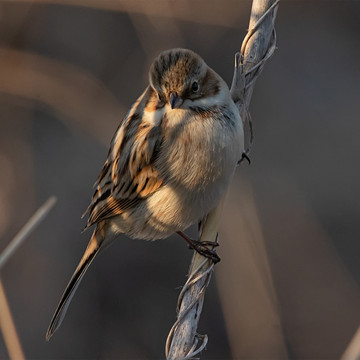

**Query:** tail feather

left=46, top=228, right=105, bottom=341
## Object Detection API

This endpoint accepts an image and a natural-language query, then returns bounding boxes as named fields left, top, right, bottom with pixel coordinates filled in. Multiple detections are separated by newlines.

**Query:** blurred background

left=0, top=0, right=359, bottom=359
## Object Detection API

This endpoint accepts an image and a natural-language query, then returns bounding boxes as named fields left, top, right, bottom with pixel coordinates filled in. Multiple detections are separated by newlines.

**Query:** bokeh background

left=0, top=1, right=359, bottom=359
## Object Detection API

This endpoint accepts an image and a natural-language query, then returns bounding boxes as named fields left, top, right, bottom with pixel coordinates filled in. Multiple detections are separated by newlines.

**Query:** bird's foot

left=176, top=231, right=220, bottom=264
left=188, top=241, right=221, bottom=264
left=187, top=239, right=219, bottom=248
left=238, top=152, right=251, bottom=165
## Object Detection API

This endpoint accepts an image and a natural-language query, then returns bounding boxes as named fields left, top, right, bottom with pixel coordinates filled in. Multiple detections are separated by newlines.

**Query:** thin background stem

left=0, top=196, right=57, bottom=359
left=0, top=196, right=57, bottom=270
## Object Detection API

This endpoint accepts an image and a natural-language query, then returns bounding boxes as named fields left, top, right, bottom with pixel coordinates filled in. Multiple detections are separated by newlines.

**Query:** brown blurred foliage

left=0, top=1, right=359, bottom=359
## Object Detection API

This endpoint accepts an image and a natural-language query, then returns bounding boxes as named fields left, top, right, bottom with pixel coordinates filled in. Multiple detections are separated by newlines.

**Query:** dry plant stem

left=0, top=280, right=25, bottom=360
left=166, top=199, right=224, bottom=360
left=0, top=196, right=57, bottom=360
left=341, top=326, right=360, bottom=360
left=166, top=1, right=280, bottom=359
left=232, top=0, right=279, bottom=119
left=0, top=196, right=57, bottom=269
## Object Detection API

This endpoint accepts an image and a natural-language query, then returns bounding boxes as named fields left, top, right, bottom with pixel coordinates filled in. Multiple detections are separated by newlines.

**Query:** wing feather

left=83, top=87, right=165, bottom=228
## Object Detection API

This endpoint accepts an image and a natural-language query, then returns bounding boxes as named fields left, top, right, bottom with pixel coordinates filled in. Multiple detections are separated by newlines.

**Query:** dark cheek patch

left=201, top=70, right=220, bottom=98
left=211, top=84, right=220, bottom=96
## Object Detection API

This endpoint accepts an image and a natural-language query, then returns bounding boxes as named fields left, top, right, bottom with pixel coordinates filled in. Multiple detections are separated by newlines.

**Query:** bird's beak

left=169, top=92, right=184, bottom=109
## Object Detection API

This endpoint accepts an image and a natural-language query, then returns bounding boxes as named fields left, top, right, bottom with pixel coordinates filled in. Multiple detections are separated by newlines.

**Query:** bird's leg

left=176, top=231, right=219, bottom=247
left=176, top=231, right=220, bottom=263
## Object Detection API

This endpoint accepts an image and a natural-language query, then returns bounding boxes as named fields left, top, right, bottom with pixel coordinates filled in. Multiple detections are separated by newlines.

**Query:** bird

left=46, top=48, right=244, bottom=340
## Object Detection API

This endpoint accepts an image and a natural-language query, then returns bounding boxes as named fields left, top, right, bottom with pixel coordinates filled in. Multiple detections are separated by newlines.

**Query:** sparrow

left=46, top=48, right=244, bottom=340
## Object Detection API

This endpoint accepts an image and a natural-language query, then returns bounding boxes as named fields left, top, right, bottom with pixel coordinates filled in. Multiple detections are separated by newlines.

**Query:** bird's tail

left=46, top=223, right=108, bottom=341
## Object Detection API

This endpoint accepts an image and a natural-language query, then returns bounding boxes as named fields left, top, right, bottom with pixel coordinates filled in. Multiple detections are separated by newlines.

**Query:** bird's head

left=149, top=48, right=222, bottom=110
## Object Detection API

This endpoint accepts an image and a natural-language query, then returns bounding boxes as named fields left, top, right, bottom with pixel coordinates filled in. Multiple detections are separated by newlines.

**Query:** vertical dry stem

left=341, top=327, right=360, bottom=360
left=0, top=196, right=57, bottom=359
left=166, top=200, right=224, bottom=359
left=166, top=1, right=280, bottom=359
left=0, top=280, right=25, bottom=360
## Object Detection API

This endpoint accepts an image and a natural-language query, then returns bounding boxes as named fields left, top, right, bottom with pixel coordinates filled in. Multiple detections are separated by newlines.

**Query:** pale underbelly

left=109, top=173, right=232, bottom=240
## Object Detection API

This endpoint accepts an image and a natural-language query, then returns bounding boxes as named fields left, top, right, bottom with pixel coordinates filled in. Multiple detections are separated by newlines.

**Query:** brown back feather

left=83, top=87, right=164, bottom=228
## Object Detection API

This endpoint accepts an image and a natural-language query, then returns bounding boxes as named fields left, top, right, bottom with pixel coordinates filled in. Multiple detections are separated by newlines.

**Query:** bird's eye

left=191, top=81, right=199, bottom=92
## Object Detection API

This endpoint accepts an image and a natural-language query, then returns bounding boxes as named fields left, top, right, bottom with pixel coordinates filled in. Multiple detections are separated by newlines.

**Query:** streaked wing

left=83, top=86, right=164, bottom=228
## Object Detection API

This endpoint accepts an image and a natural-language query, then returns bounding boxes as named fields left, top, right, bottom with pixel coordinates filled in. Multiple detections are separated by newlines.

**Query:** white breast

left=110, top=96, right=244, bottom=241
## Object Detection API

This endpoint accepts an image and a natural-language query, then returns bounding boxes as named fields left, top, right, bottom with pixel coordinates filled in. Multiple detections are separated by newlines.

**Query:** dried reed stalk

left=0, top=196, right=57, bottom=359
left=165, top=1, right=280, bottom=359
